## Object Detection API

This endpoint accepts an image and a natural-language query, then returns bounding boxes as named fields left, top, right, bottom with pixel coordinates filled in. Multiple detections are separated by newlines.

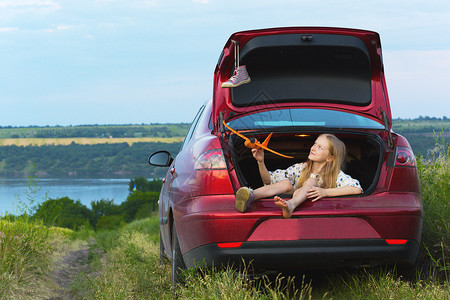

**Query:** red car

left=149, top=27, right=422, bottom=284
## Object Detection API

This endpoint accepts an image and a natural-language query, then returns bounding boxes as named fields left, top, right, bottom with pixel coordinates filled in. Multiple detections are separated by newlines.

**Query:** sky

left=1, top=0, right=449, bottom=126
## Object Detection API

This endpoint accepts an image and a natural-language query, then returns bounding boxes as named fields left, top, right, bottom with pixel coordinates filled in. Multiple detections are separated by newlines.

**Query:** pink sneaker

left=221, top=65, right=251, bottom=88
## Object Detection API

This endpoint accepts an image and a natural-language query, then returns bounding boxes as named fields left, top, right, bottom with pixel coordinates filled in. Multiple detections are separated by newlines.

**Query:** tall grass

left=76, top=217, right=171, bottom=299
left=416, top=132, right=449, bottom=282
left=74, top=137, right=450, bottom=298
left=0, top=217, right=62, bottom=299
left=3, top=135, right=448, bottom=298
left=326, top=268, right=448, bottom=299
left=78, top=215, right=315, bottom=299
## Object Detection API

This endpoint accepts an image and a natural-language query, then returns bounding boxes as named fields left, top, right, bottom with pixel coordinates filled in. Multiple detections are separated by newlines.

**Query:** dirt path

left=47, top=240, right=96, bottom=299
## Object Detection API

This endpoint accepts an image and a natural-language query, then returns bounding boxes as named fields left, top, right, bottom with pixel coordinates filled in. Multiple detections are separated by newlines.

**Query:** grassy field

left=0, top=137, right=184, bottom=146
left=2, top=143, right=448, bottom=299
left=392, top=118, right=450, bottom=134
left=0, top=124, right=190, bottom=139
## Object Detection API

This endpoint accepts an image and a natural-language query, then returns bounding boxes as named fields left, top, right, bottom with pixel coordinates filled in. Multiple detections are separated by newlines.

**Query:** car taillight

left=385, top=239, right=408, bottom=245
left=194, top=149, right=227, bottom=170
left=395, top=147, right=416, bottom=167
left=216, top=242, right=243, bottom=248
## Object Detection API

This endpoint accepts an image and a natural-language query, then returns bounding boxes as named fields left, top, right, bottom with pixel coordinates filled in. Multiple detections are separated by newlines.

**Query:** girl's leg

left=274, top=177, right=318, bottom=218
left=236, top=179, right=293, bottom=213
left=253, top=179, right=294, bottom=200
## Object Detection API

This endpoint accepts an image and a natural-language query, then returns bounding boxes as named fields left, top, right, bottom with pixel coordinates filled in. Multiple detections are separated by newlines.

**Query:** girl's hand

left=252, top=147, right=264, bottom=163
left=306, top=186, right=328, bottom=202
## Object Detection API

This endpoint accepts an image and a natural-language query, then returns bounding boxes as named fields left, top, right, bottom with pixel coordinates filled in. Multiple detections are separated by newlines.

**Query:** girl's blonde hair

left=297, top=134, right=346, bottom=189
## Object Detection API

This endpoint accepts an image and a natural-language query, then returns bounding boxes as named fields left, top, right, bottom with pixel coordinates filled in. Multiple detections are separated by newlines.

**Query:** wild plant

left=13, top=163, right=47, bottom=218
left=417, top=129, right=449, bottom=283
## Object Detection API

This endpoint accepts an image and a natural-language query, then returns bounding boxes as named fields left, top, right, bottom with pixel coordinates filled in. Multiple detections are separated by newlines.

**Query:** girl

left=235, top=134, right=362, bottom=218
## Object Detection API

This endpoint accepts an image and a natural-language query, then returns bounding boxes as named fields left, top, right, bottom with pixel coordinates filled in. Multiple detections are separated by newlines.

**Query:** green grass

left=71, top=213, right=449, bottom=299
left=64, top=140, right=450, bottom=298
left=3, top=138, right=449, bottom=299
left=416, top=141, right=450, bottom=283
left=0, top=217, right=70, bottom=299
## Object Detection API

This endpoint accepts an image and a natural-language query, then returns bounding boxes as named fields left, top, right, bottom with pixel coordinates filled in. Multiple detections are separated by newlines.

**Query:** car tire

left=171, top=224, right=186, bottom=287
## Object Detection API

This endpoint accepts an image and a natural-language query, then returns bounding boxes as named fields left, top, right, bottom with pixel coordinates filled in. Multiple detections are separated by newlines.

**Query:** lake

left=0, top=178, right=133, bottom=215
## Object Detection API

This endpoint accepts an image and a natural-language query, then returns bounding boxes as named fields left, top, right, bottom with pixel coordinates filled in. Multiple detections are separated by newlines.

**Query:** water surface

left=0, top=178, right=131, bottom=215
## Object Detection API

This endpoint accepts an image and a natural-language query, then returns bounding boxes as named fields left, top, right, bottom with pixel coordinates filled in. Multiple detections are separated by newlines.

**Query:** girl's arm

left=257, top=161, right=271, bottom=185
left=252, top=148, right=271, bottom=185
left=306, top=186, right=362, bottom=202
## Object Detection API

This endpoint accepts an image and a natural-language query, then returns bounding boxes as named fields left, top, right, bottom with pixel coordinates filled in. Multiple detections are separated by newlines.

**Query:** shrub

left=121, top=191, right=159, bottom=222
left=129, top=177, right=163, bottom=193
left=32, top=197, right=93, bottom=230
left=96, top=215, right=126, bottom=231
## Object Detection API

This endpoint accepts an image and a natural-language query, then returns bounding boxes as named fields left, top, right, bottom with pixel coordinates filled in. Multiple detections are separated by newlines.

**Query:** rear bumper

left=183, top=239, right=420, bottom=271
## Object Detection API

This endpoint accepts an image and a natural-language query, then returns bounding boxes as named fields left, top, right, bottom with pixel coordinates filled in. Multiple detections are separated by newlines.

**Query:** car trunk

left=228, top=130, right=383, bottom=194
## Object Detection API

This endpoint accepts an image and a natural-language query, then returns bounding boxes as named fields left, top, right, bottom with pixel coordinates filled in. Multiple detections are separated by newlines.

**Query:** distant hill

left=0, top=119, right=448, bottom=179
left=0, top=123, right=191, bottom=139
left=392, top=117, right=449, bottom=158
left=0, top=124, right=189, bottom=179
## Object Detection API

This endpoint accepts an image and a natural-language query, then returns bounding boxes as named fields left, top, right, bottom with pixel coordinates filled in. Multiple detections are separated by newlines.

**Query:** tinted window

left=227, top=109, right=384, bottom=130
left=232, top=34, right=371, bottom=107
left=181, top=105, right=205, bottom=150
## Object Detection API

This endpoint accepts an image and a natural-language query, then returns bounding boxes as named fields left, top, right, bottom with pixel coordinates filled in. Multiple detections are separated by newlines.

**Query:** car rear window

left=227, top=109, right=384, bottom=130
left=231, top=34, right=371, bottom=107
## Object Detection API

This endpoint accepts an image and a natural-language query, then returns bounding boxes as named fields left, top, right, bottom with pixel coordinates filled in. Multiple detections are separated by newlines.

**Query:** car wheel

left=171, top=224, right=186, bottom=287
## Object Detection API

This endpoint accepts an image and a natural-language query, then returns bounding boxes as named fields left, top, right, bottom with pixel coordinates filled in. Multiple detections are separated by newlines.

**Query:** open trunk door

left=212, top=27, right=392, bottom=134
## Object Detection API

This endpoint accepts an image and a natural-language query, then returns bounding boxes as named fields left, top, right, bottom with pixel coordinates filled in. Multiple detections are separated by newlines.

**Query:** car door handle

left=170, top=167, right=175, bottom=175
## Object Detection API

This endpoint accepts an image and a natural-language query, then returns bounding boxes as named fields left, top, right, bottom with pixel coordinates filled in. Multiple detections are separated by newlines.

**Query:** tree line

left=0, top=120, right=448, bottom=179
left=0, top=123, right=190, bottom=139
left=0, top=142, right=181, bottom=179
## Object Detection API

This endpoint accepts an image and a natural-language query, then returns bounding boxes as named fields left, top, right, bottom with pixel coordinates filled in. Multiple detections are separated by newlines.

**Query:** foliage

left=32, top=197, right=94, bottom=230
left=1, top=118, right=448, bottom=179
left=129, top=176, right=163, bottom=193
left=0, top=218, right=55, bottom=299
left=90, top=199, right=120, bottom=221
left=120, top=191, right=159, bottom=222
left=75, top=215, right=315, bottom=300
left=72, top=214, right=449, bottom=299
left=29, top=177, right=160, bottom=231
left=96, top=215, right=126, bottom=231
left=326, top=268, right=448, bottom=299
left=392, top=116, right=450, bottom=134
left=12, top=163, right=45, bottom=219
left=0, top=141, right=181, bottom=179
left=392, top=118, right=450, bottom=159
left=416, top=131, right=449, bottom=281
left=0, top=123, right=190, bottom=139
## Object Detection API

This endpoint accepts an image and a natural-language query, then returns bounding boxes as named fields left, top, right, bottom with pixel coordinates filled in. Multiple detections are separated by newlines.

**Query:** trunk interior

left=229, top=131, right=383, bottom=194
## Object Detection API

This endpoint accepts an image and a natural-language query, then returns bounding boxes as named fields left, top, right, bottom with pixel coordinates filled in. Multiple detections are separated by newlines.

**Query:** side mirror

left=148, top=150, right=173, bottom=167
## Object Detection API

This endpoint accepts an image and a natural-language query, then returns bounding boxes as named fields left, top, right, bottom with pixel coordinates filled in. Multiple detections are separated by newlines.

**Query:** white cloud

left=0, top=0, right=60, bottom=11
left=43, top=24, right=74, bottom=32
left=0, top=27, right=19, bottom=32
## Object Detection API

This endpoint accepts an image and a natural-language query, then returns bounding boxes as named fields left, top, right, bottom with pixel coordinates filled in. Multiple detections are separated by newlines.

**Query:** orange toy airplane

left=223, top=121, right=293, bottom=159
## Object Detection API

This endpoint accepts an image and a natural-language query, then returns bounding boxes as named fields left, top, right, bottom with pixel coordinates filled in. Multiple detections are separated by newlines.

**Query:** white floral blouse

left=269, top=162, right=363, bottom=191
